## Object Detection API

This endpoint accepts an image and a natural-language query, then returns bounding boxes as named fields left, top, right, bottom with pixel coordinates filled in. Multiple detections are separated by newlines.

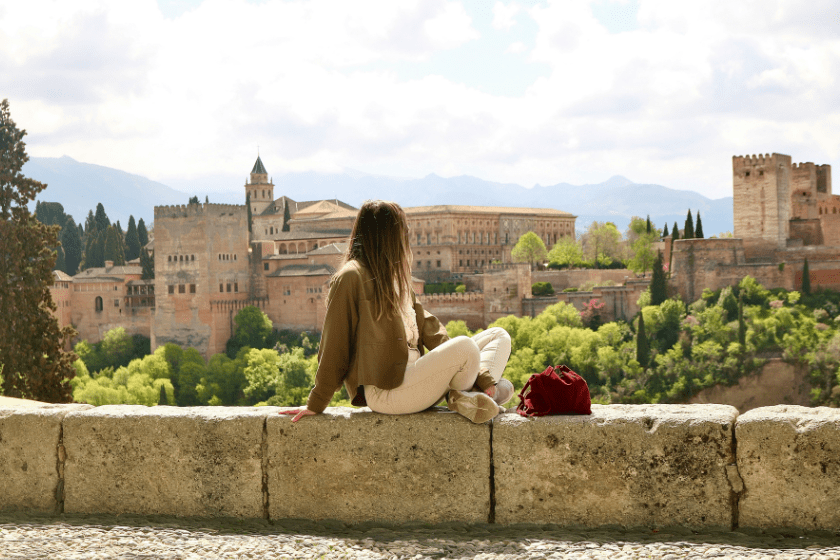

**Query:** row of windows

left=168, top=254, right=195, bottom=262
left=220, top=283, right=239, bottom=293
left=168, top=284, right=197, bottom=294
left=418, top=260, right=443, bottom=268
left=459, top=249, right=502, bottom=256
left=819, top=207, right=838, bottom=214
left=218, top=254, right=238, bottom=261
left=128, top=285, right=154, bottom=295
left=305, top=286, right=323, bottom=294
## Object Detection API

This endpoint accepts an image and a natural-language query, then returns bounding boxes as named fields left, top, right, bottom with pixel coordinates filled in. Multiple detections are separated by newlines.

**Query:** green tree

left=0, top=99, right=76, bottom=402
left=645, top=215, right=652, bottom=234
left=531, top=281, right=555, bottom=296
left=662, top=223, right=669, bottom=237
left=140, top=248, right=155, bottom=280
left=246, top=192, right=253, bottom=233
left=695, top=211, right=704, bottom=239
left=628, top=234, right=656, bottom=277
left=188, top=195, right=199, bottom=204
left=124, top=215, right=140, bottom=261
left=445, top=320, right=474, bottom=338
left=227, top=305, right=273, bottom=357
left=802, top=258, right=811, bottom=295
left=511, top=231, right=548, bottom=269
left=61, top=215, right=83, bottom=275
left=94, top=203, right=110, bottom=232
left=672, top=221, right=680, bottom=241
left=282, top=200, right=291, bottom=231
left=636, top=312, right=649, bottom=368
left=103, top=225, right=126, bottom=265
left=683, top=210, right=694, bottom=239
left=737, top=292, right=746, bottom=346
left=137, top=217, right=149, bottom=247
left=581, top=221, right=623, bottom=268
left=547, top=236, right=584, bottom=269
left=650, top=251, right=667, bottom=305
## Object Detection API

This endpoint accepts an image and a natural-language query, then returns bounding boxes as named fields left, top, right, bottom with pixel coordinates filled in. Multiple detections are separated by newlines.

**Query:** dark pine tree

left=636, top=312, right=650, bottom=369
left=695, top=211, right=704, bottom=239
left=645, top=215, right=652, bottom=234
left=0, top=98, right=76, bottom=402
left=802, top=258, right=811, bottom=295
left=159, top=383, right=168, bottom=405
left=84, top=210, right=96, bottom=237
left=650, top=251, right=667, bottom=305
left=662, top=223, right=669, bottom=237
left=137, top=217, right=149, bottom=247
left=672, top=221, right=680, bottom=241
left=188, top=195, right=199, bottom=204
left=737, top=292, right=746, bottom=346
left=124, top=215, right=140, bottom=262
left=683, top=210, right=694, bottom=239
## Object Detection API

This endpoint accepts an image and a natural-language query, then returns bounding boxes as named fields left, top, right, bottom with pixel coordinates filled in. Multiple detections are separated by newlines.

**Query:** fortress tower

left=245, top=156, right=274, bottom=216
left=732, top=153, right=792, bottom=251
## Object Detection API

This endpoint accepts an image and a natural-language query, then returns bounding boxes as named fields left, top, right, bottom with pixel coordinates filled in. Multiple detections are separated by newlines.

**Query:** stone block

left=493, top=404, right=739, bottom=528
left=737, top=405, right=840, bottom=530
left=63, top=406, right=267, bottom=517
left=267, top=407, right=490, bottom=523
left=0, top=404, right=91, bottom=513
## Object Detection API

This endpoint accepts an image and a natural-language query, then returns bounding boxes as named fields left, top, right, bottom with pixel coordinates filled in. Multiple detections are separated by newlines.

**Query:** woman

left=281, top=200, right=512, bottom=424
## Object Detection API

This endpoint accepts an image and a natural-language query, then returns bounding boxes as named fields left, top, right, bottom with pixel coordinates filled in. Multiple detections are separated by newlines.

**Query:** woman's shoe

left=447, top=390, right=502, bottom=423
left=493, top=378, right=515, bottom=405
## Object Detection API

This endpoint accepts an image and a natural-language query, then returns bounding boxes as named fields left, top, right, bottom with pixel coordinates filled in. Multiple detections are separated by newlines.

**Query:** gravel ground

left=0, top=514, right=839, bottom=559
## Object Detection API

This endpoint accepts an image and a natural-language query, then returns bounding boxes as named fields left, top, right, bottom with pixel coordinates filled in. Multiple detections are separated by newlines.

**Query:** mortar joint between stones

left=261, top=417, right=270, bottom=521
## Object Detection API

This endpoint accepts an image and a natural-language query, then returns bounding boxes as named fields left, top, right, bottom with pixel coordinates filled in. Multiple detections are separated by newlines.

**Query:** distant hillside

left=24, top=156, right=734, bottom=236
left=24, top=156, right=191, bottom=226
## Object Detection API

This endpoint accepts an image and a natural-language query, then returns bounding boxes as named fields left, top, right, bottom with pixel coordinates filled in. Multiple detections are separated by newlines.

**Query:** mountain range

left=24, top=156, right=734, bottom=236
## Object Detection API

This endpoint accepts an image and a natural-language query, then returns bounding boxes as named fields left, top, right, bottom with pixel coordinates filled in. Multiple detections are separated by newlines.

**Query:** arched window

left=95, top=297, right=103, bottom=312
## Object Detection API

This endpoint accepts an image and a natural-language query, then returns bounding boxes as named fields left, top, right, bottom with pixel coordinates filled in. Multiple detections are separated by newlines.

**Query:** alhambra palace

left=49, top=153, right=840, bottom=358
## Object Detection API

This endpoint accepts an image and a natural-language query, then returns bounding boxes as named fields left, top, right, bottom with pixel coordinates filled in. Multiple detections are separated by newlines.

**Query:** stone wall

left=3, top=402, right=839, bottom=531
left=532, top=269, right=633, bottom=292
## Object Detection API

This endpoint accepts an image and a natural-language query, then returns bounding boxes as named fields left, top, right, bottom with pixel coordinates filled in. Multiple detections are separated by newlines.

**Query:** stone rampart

left=1, top=403, right=839, bottom=531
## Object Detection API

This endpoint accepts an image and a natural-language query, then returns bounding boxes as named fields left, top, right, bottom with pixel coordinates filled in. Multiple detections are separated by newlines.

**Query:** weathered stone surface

left=0, top=404, right=91, bottom=513
left=267, top=407, right=490, bottom=523
left=493, top=404, right=739, bottom=528
left=737, top=405, right=840, bottom=530
left=63, top=406, right=268, bottom=517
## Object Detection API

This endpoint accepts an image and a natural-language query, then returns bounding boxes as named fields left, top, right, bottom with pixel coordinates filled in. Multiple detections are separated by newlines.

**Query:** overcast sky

left=4, top=0, right=839, bottom=199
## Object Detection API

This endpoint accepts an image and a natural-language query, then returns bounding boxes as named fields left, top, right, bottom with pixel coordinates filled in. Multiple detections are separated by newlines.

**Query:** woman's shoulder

left=331, top=260, right=369, bottom=287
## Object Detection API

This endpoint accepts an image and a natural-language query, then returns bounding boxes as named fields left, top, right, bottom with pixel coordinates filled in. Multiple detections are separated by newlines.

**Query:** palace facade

left=51, top=157, right=576, bottom=357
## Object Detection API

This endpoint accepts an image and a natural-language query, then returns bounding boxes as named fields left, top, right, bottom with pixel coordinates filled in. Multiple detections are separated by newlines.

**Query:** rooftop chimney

left=105, top=260, right=114, bottom=269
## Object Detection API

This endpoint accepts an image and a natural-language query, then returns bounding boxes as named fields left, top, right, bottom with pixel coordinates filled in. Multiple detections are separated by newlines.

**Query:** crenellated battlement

left=732, top=153, right=777, bottom=169
left=155, top=203, right=244, bottom=220
left=417, top=292, right=482, bottom=304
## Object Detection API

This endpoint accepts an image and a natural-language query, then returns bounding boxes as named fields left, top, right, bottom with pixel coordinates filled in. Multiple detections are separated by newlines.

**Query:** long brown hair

left=343, top=200, right=412, bottom=319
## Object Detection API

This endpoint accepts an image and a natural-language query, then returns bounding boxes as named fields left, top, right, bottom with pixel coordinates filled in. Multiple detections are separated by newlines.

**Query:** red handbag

left=516, top=365, right=592, bottom=416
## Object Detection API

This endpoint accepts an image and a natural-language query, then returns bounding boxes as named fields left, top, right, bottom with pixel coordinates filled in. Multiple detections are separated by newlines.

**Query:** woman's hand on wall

left=278, top=408, right=318, bottom=423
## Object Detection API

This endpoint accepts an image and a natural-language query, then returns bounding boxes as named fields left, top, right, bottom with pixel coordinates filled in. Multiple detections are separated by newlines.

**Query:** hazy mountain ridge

left=25, top=156, right=734, bottom=236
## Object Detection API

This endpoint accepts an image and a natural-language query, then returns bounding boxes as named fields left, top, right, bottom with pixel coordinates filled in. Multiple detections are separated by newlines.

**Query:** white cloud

left=4, top=0, right=840, bottom=202
left=492, top=1, right=520, bottom=31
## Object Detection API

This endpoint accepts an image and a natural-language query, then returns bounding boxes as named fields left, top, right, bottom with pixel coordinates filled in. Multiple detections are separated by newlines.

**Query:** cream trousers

left=364, top=327, right=512, bottom=415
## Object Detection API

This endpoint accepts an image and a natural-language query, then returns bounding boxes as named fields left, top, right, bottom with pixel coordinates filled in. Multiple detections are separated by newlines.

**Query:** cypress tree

left=636, top=312, right=649, bottom=368
left=124, top=216, right=140, bottom=262
left=61, top=215, right=83, bottom=275
left=645, top=215, right=651, bottom=234
left=802, top=258, right=811, bottom=295
left=92, top=231, right=106, bottom=268
left=205, top=195, right=209, bottom=203
left=737, top=292, right=746, bottom=346
left=94, top=202, right=110, bottom=232
left=104, top=226, right=125, bottom=265
left=683, top=210, right=694, bottom=239
left=246, top=192, right=252, bottom=233
left=84, top=210, right=96, bottom=237
left=672, top=221, right=680, bottom=241
left=140, top=248, right=155, bottom=280
left=55, top=245, right=66, bottom=274
left=137, top=218, right=149, bottom=247
left=158, top=384, right=168, bottom=405
left=695, top=211, right=704, bottom=238
left=0, top=98, right=76, bottom=402
left=282, top=200, right=291, bottom=231
left=662, top=223, right=669, bottom=237
left=650, top=251, right=667, bottom=305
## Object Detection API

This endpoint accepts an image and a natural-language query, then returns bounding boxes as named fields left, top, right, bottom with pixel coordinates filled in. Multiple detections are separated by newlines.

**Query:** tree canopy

left=0, top=99, right=76, bottom=402
left=511, top=231, right=548, bottom=269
